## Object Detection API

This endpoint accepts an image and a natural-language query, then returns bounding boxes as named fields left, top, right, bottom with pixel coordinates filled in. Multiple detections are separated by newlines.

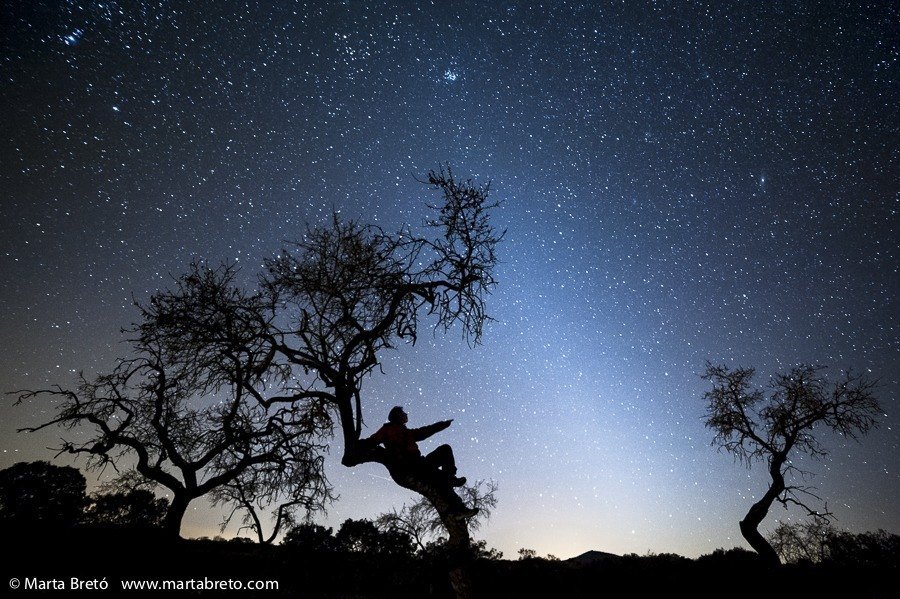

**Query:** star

left=0, top=0, right=894, bottom=561
left=62, top=29, right=83, bottom=46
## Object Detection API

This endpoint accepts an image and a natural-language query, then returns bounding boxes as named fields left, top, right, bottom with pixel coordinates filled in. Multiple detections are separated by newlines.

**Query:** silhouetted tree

left=825, top=529, right=900, bottom=567
left=422, top=537, right=504, bottom=561
left=702, top=364, right=880, bottom=565
left=470, top=539, right=503, bottom=561
left=695, top=546, right=761, bottom=566
left=517, top=548, right=538, bottom=560
left=335, top=518, right=415, bottom=558
left=0, top=461, right=86, bottom=529
left=376, top=479, right=497, bottom=554
left=770, top=521, right=900, bottom=567
left=83, top=489, right=168, bottom=529
left=377, top=498, right=438, bottom=553
left=15, top=168, right=499, bottom=596
left=211, top=449, right=333, bottom=544
left=282, top=522, right=338, bottom=552
left=14, top=266, right=333, bottom=537
left=105, top=168, right=498, bottom=595
left=768, top=519, right=834, bottom=564
left=263, top=168, right=501, bottom=597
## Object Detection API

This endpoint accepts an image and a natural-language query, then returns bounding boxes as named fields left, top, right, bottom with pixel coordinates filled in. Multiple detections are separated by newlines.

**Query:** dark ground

left=3, top=530, right=897, bottom=598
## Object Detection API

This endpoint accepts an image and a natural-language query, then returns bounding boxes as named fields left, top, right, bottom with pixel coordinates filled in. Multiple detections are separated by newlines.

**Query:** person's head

left=388, top=406, right=408, bottom=424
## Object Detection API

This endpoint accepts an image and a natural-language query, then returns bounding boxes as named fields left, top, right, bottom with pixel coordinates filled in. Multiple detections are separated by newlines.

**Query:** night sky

left=1, top=1, right=897, bottom=559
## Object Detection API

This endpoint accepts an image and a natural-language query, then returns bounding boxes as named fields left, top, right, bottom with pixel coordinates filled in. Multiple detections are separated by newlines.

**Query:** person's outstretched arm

left=412, top=419, right=452, bottom=441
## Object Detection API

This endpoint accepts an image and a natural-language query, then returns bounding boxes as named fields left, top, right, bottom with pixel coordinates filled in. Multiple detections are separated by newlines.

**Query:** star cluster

left=1, top=1, right=897, bottom=558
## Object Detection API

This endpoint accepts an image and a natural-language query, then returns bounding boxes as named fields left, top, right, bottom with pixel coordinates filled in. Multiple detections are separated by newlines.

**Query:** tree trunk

left=442, top=507, right=474, bottom=599
left=388, top=469, right=474, bottom=599
left=739, top=459, right=785, bottom=566
left=739, top=505, right=780, bottom=566
left=163, top=493, right=189, bottom=538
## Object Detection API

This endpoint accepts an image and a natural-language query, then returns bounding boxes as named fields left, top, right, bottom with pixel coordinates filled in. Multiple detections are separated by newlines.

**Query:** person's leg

left=424, top=444, right=456, bottom=474
left=424, top=445, right=466, bottom=487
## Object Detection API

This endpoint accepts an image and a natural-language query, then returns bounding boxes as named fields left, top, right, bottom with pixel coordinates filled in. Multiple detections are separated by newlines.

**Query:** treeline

left=0, top=461, right=166, bottom=531
left=768, top=520, right=900, bottom=567
left=3, top=460, right=896, bottom=570
left=0, top=460, right=499, bottom=556
left=2, top=461, right=897, bottom=598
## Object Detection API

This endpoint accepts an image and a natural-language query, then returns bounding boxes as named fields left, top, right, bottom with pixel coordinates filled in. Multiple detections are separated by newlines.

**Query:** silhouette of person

left=367, top=406, right=467, bottom=487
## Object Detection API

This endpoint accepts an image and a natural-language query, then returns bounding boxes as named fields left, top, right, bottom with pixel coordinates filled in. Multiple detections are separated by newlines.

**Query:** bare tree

left=210, top=452, right=333, bottom=544
left=14, top=265, right=333, bottom=537
left=260, top=168, right=502, bottom=597
left=0, top=461, right=87, bottom=529
left=376, top=480, right=498, bottom=554
left=770, top=521, right=900, bottom=567
left=768, top=519, right=835, bottom=564
left=376, top=497, right=440, bottom=554
left=701, top=363, right=880, bottom=565
left=16, top=168, right=500, bottom=595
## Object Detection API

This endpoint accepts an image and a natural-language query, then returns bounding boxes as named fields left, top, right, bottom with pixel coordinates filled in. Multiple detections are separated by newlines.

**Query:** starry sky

left=1, top=1, right=897, bottom=559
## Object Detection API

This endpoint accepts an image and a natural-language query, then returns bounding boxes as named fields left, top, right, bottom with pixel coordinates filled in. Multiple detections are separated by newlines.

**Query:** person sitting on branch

left=367, top=406, right=468, bottom=488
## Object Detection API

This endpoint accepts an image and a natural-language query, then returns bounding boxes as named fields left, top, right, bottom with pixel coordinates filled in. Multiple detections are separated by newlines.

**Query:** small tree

left=210, top=441, right=333, bottom=544
left=376, top=480, right=497, bottom=554
left=14, top=265, right=333, bottom=537
left=83, top=489, right=168, bottom=529
left=335, top=518, right=415, bottom=558
left=377, top=498, right=439, bottom=554
left=701, top=363, right=880, bottom=565
left=825, top=529, right=900, bottom=567
left=282, top=522, right=338, bottom=552
left=517, top=548, right=537, bottom=560
left=768, top=519, right=835, bottom=564
left=770, top=522, right=900, bottom=567
left=0, top=461, right=86, bottom=530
